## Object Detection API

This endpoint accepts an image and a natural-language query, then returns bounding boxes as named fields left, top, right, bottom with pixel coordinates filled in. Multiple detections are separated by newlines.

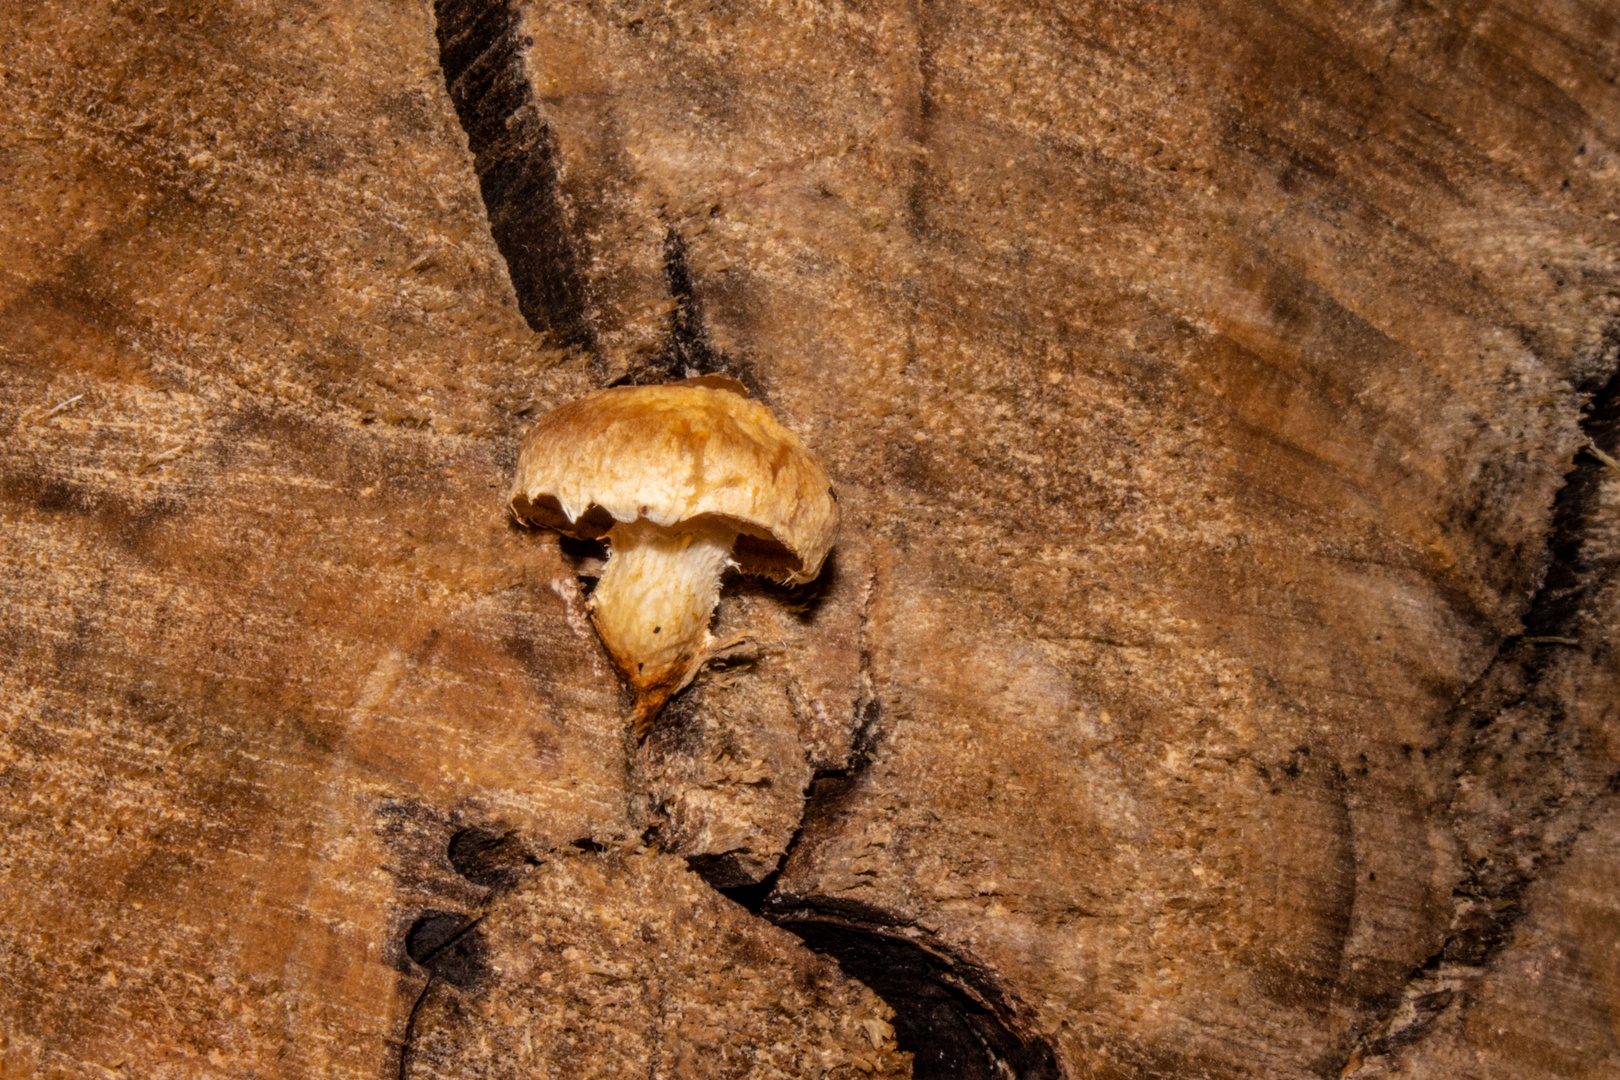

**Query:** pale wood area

left=2, top=1, right=1618, bottom=1078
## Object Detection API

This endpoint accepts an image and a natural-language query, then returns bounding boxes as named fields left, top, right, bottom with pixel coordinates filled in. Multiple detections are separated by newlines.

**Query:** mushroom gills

left=588, top=517, right=737, bottom=735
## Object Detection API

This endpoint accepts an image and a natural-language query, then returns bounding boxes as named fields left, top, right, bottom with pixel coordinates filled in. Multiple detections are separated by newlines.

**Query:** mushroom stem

left=588, top=517, right=737, bottom=736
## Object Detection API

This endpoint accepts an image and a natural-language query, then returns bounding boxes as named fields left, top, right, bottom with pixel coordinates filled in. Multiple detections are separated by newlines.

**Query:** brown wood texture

left=2, top=1, right=1618, bottom=1078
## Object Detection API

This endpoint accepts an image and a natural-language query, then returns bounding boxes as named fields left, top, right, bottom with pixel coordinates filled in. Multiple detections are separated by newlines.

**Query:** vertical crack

left=433, top=0, right=593, bottom=350
left=658, top=229, right=720, bottom=380
left=1344, top=345, right=1620, bottom=1071
left=398, top=974, right=435, bottom=1080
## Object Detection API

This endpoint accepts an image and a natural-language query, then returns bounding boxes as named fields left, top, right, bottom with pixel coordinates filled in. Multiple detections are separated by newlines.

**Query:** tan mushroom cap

left=509, top=383, right=839, bottom=584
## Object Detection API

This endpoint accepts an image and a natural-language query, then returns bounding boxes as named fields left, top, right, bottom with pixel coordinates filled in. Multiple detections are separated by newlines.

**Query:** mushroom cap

left=510, top=383, right=840, bottom=584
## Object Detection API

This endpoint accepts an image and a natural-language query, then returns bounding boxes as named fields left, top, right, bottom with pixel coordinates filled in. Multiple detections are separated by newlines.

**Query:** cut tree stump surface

left=1, top=1, right=1617, bottom=1078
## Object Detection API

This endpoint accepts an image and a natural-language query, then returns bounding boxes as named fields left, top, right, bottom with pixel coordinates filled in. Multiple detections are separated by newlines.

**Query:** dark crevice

left=680, top=850, right=767, bottom=893
left=836, top=693, right=885, bottom=778
left=398, top=973, right=435, bottom=1080
left=605, top=226, right=766, bottom=392
left=699, top=682, right=1064, bottom=1078
left=1521, top=383, right=1620, bottom=639
left=557, top=533, right=608, bottom=571
left=447, top=826, right=538, bottom=889
left=1345, top=350, right=1620, bottom=1069
left=659, top=229, right=719, bottom=380
left=405, top=911, right=489, bottom=989
left=727, top=546, right=844, bottom=623
left=714, top=879, right=1067, bottom=1079
left=772, top=909, right=1065, bottom=1080
left=433, top=0, right=593, bottom=350
left=397, top=912, right=489, bottom=1080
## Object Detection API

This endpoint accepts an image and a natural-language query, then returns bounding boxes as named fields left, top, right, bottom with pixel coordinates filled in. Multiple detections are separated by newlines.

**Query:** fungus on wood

left=510, top=378, right=840, bottom=735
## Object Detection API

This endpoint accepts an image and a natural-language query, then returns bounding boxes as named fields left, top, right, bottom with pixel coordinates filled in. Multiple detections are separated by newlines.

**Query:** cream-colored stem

left=589, top=518, right=736, bottom=702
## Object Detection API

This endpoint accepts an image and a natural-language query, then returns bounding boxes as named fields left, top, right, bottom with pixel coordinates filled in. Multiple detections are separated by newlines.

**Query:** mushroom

left=510, top=378, right=840, bottom=736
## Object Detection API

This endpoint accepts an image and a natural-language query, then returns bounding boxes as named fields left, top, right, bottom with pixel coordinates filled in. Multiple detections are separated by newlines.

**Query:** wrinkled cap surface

left=510, top=384, right=840, bottom=584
